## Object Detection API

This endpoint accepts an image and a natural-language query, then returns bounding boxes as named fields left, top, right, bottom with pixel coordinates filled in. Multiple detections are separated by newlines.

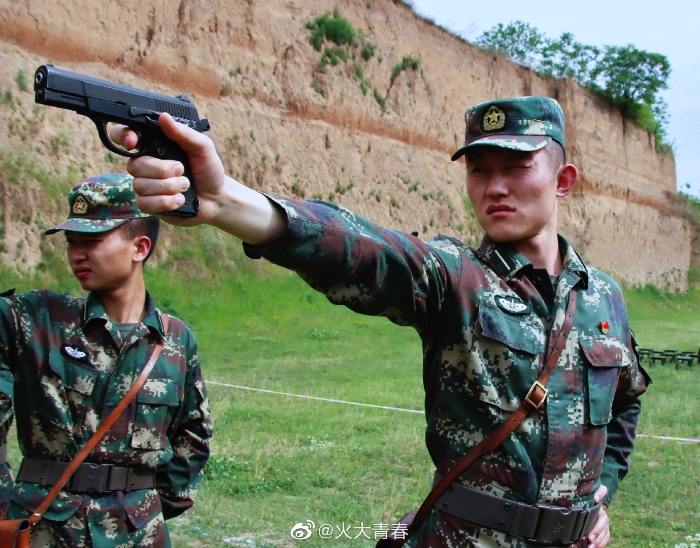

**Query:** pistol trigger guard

left=90, top=117, right=138, bottom=159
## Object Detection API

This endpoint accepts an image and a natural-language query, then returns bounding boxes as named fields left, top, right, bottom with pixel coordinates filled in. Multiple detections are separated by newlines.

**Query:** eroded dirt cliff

left=0, top=0, right=690, bottom=289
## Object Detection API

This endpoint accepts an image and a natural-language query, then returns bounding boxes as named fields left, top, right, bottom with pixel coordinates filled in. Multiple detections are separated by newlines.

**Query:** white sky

left=408, top=0, right=700, bottom=198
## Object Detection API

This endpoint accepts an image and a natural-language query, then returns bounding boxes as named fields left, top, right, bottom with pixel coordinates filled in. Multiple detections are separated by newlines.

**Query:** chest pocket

left=41, top=351, right=98, bottom=432
left=475, top=298, right=545, bottom=412
left=579, top=336, right=627, bottom=426
left=478, top=298, right=545, bottom=355
left=131, top=377, right=179, bottom=450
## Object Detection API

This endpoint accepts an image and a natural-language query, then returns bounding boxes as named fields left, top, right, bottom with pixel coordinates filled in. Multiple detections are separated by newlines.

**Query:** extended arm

left=114, top=114, right=451, bottom=329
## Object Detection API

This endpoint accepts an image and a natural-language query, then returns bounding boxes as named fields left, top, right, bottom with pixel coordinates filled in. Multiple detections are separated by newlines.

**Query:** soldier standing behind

left=114, top=96, right=650, bottom=548
left=0, top=174, right=213, bottom=547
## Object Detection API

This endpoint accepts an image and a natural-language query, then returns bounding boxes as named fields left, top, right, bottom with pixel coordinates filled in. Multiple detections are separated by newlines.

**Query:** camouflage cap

left=45, top=173, right=149, bottom=235
left=451, top=96, right=565, bottom=161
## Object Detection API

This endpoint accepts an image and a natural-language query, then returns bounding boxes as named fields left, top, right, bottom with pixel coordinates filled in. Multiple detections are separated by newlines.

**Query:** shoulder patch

left=495, top=294, right=530, bottom=315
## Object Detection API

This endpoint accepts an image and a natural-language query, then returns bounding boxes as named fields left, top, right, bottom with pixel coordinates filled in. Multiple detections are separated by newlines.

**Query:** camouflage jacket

left=245, top=197, right=650, bottom=547
left=0, top=290, right=213, bottom=547
left=0, top=362, right=13, bottom=518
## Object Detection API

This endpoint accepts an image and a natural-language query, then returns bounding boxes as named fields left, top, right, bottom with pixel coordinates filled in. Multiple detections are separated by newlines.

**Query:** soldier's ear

left=556, top=164, right=577, bottom=197
left=132, top=235, right=152, bottom=264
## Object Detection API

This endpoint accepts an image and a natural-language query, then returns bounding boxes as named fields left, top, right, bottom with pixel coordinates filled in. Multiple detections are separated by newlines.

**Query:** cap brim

left=451, top=135, right=551, bottom=161
left=45, top=218, right=129, bottom=235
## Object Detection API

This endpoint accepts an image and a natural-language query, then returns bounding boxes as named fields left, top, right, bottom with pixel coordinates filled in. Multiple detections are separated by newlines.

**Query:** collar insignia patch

left=495, top=295, right=530, bottom=315
left=483, top=105, right=506, bottom=131
left=62, top=345, right=88, bottom=361
left=599, top=320, right=610, bottom=334
left=72, top=195, right=89, bottom=215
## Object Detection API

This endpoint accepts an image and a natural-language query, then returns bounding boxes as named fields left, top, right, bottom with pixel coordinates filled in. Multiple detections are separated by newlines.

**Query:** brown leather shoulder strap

left=407, top=293, right=577, bottom=536
left=28, top=314, right=170, bottom=525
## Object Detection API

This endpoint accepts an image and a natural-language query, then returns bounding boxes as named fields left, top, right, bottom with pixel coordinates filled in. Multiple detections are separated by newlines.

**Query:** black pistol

left=34, top=64, right=211, bottom=217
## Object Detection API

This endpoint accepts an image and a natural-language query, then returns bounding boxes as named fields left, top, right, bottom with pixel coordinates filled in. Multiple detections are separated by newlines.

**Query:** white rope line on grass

left=208, top=381, right=700, bottom=443
left=636, top=434, right=700, bottom=443
left=208, top=381, right=423, bottom=414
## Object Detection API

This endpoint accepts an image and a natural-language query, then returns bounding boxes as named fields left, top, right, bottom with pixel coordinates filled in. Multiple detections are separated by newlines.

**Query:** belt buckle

left=525, top=381, right=548, bottom=410
left=71, top=463, right=113, bottom=493
left=529, top=503, right=579, bottom=545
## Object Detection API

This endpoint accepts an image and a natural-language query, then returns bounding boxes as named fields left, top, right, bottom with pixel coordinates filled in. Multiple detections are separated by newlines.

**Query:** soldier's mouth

left=486, top=204, right=515, bottom=216
left=73, top=267, right=91, bottom=279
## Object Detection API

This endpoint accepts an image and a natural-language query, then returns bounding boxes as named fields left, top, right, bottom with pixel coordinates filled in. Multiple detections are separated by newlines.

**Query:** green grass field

left=3, top=243, right=699, bottom=547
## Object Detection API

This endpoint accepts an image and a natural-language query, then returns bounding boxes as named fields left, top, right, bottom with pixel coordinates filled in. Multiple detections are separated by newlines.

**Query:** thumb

left=594, top=484, right=608, bottom=504
left=156, top=112, right=211, bottom=156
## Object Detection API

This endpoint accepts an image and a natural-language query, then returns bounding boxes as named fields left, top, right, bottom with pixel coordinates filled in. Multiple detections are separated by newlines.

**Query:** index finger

left=107, top=123, right=140, bottom=151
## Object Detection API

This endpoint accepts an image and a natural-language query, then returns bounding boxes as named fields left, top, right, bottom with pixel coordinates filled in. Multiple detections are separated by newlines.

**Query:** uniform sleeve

left=0, top=363, right=14, bottom=518
left=243, top=196, right=452, bottom=335
left=0, top=291, right=43, bottom=370
left=155, top=332, right=213, bottom=519
left=0, top=297, right=16, bottom=367
left=600, top=313, right=651, bottom=507
left=0, top=363, right=13, bottom=431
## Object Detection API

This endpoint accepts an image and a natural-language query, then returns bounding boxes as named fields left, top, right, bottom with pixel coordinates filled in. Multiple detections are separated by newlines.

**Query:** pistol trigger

left=90, top=116, right=137, bottom=159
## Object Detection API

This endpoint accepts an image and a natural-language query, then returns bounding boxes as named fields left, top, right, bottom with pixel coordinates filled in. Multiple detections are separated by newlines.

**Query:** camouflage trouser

left=405, top=509, right=586, bottom=548
left=30, top=510, right=169, bottom=548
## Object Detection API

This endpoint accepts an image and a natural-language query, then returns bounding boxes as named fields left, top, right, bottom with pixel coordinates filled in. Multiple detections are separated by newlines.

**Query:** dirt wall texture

left=0, top=0, right=691, bottom=289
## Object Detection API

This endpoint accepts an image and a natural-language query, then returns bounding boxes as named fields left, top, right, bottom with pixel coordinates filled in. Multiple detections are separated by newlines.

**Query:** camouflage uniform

left=243, top=98, right=650, bottom=547
left=0, top=175, right=214, bottom=547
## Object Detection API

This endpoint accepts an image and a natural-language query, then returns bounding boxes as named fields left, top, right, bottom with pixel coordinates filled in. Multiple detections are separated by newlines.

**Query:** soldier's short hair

left=119, top=216, right=160, bottom=263
left=544, top=140, right=566, bottom=171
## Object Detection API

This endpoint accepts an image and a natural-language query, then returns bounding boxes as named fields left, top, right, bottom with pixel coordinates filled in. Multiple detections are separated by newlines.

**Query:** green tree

left=475, top=21, right=544, bottom=68
left=475, top=22, right=671, bottom=148
left=587, top=45, right=671, bottom=118
left=539, top=32, right=600, bottom=81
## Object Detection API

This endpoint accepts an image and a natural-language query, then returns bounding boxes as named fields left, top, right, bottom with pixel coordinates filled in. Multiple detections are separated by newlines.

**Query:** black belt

left=433, top=474, right=601, bottom=545
left=0, top=443, right=6, bottom=465
left=17, top=458, right=155, bottom=494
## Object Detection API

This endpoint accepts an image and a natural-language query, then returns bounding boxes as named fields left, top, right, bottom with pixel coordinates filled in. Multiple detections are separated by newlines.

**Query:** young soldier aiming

left=114, top=96, right=649, bottom=548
